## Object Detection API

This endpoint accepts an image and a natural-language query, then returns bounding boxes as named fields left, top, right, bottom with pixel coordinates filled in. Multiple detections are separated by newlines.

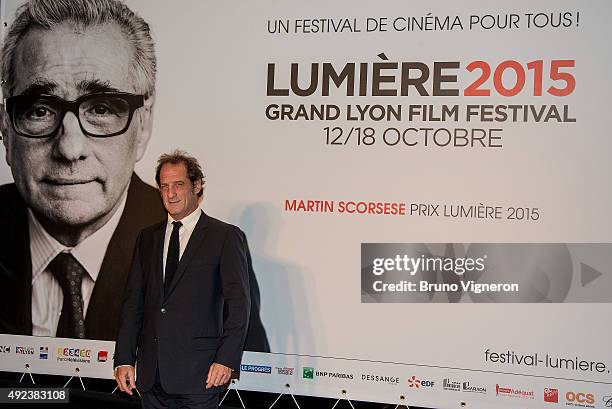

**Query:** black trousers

left=141, top=366, right=219, bottom=409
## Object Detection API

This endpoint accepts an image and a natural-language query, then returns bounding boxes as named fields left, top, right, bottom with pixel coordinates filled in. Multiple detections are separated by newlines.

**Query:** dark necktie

left=48, top=252, right=86, bottom=339
left=165, top=221, right=182, bottom=292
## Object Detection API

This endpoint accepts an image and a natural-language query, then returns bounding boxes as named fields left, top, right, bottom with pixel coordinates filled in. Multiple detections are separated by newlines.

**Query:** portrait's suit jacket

left=0, top=173, right=165, bottom=340
left=114, top=211, right=250, bottom=394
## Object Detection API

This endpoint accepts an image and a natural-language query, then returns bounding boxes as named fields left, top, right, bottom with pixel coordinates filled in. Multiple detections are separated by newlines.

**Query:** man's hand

left=115, top=365, right=137, bottom=395
left=205, top=363, right=232, bottom=389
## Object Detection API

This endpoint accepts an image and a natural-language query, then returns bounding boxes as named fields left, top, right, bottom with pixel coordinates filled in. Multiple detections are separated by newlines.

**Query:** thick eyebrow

left=160, top=180, right=187, bottom=187
left=18, top=80, right=57, bottom=97
left=15, top=79, right=123, bottom=99
left=77, top=79, right=123, bottom=94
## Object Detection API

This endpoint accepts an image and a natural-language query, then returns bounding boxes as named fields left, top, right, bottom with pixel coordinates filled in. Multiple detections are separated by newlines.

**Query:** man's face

left=0, top=23, right=153, bottom=234
left=158, top=162, right=201, bottom=221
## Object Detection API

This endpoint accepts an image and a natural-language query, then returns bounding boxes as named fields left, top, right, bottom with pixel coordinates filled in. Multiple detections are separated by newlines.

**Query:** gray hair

left=155, top=150, right=205, bottom=197
left=1, top=0, right=156, bottom=97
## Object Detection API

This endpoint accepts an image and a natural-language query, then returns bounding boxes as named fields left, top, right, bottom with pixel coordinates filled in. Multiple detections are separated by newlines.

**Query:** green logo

left=303, top=367, right=314, bottom=379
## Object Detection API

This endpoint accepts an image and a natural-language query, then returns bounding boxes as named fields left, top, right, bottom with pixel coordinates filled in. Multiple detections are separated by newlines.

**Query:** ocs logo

left=407, top=375, right=435, bottom=388
left=566, top=391, right=595, bottom=405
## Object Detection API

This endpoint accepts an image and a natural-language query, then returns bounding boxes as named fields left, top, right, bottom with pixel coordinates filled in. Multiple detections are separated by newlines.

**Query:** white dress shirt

left=162, top=208, right=202, bottom=279
left=30, top=192, right=128, bottom=337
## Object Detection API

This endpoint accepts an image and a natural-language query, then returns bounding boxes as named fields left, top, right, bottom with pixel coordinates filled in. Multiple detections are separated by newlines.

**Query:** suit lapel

left=164, top=211, right=209, bottom=300
left=154, top=222, right=166, bottom=302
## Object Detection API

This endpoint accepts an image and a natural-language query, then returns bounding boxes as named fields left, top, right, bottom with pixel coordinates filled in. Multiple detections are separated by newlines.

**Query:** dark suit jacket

left=0, top=173, right=269, bottom=350
left=114, top=211, right=250, bottom=394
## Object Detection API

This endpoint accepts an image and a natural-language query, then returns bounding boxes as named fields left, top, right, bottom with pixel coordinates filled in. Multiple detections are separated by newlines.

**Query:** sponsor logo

left=39, top=347, right=48, bottom=360
left=407, top=375, right=435, bottom=388
left=275, top=367, right=294, bottom=375
left=544, top=388, right=559, bottom=403
left=56, top=347, right=92, bottom=363
left=97, top=351, right=108, bottom=362
left=0, top=346, right=10, bottom=353
left=315, top=370, right=353, bottom=380
left=361, top=374, right=400, bottom=385
left=565, top=391, right=595, bottom=408
left=443, top=378, right=461, bottom=392
left=15, top=346, right=35, bottom=355
left=602, top=395, right=612, bottom=408
left=303, top=367, right=314, bottom=379
left=462, top=381, right=486, bottom=394
left=495, top=384, right=534, bottom=399
left=240, top=364, right=271, bottom=374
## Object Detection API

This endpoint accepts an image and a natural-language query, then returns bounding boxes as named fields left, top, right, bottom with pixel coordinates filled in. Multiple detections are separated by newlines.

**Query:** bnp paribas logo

left=303, top=367, right=314, bottom=379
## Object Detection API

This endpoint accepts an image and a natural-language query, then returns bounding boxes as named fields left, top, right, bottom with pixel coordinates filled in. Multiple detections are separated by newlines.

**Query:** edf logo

left=407, top=375, right=435, bottom=388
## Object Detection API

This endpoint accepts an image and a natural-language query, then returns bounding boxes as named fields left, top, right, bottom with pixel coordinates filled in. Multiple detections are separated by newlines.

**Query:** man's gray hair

left=155, top=150, right=205, bottom=197
left=1, top=0, right=156, bottom=97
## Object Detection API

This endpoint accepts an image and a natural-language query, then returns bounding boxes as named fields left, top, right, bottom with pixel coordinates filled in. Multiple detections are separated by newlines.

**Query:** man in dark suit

left=0, top=0, right=270, bottom=351
left=115, top=151, right=250, bottom=408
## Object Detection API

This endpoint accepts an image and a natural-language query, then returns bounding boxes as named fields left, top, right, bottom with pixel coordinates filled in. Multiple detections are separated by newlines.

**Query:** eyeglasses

left=4, top=92, right=144, bottom=138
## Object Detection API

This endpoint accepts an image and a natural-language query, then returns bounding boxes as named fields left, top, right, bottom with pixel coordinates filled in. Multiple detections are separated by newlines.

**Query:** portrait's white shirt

left=30, top=190, right=128, bottom=337
left=162, top=208, right=202, bottom=279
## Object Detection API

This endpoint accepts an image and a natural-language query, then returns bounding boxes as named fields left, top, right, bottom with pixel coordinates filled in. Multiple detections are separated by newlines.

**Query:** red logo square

left=544, top=388, right=558, bottom=403
left=97, top=351, right=108, bottom=362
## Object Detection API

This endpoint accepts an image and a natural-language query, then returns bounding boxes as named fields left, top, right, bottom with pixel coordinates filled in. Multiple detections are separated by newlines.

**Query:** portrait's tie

left=48, top=252, right=86, bottom=338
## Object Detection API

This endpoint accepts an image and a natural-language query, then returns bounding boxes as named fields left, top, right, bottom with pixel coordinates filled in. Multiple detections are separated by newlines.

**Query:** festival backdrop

left=1, top=1, right=611, bottom=407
